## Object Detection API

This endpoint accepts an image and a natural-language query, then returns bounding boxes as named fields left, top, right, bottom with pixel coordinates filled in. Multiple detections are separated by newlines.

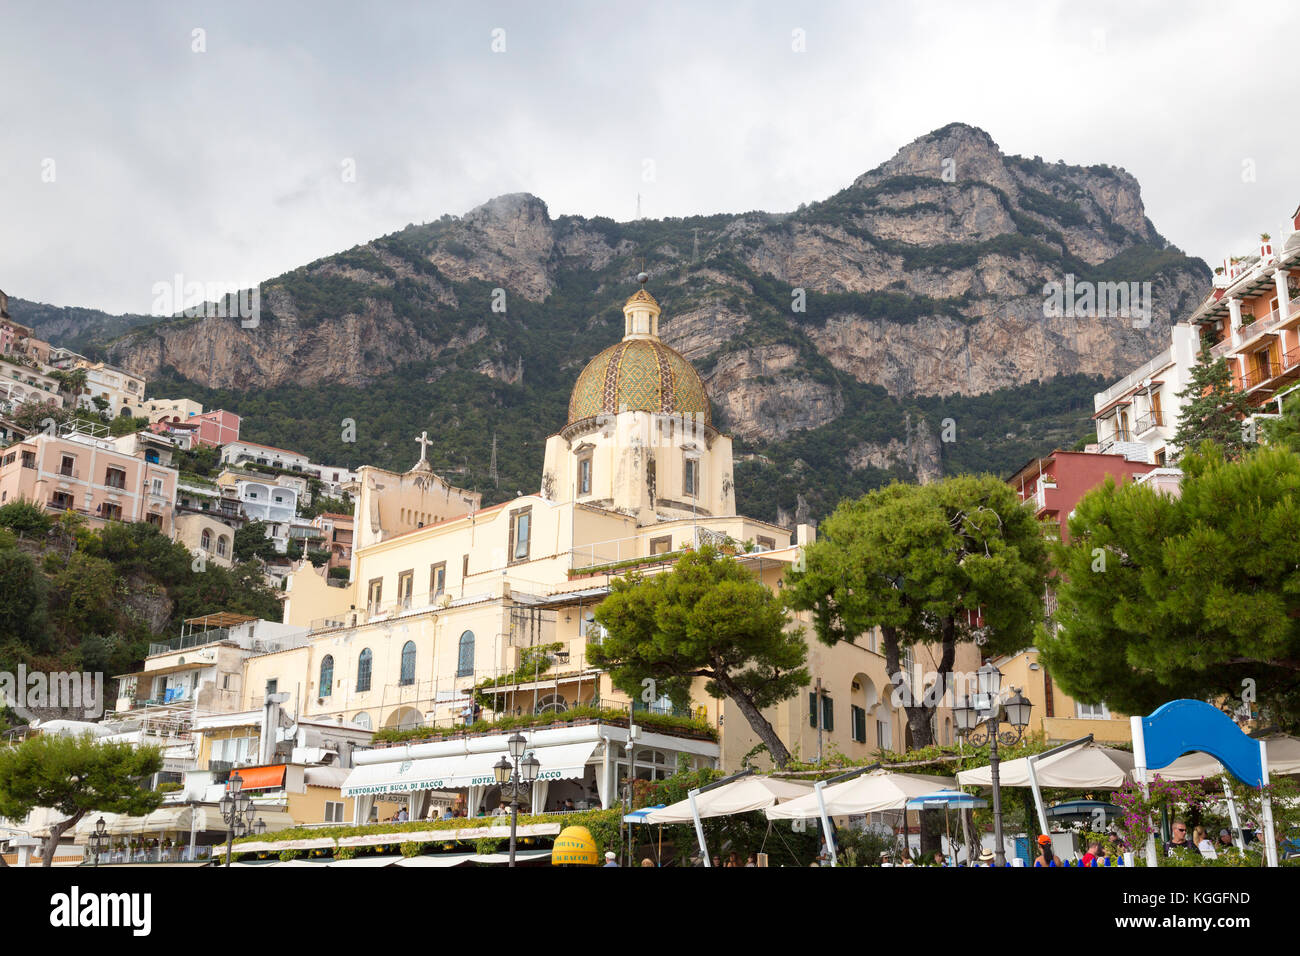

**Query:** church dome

left=567, top=337, right=712, bottom=426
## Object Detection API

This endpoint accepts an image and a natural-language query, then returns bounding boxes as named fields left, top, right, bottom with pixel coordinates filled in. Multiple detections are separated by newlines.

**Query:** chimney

left=260, top=692, right=290, bottom=765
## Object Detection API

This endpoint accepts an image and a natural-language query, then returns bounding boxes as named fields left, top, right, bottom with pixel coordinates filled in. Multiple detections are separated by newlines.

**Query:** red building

left=1006, top=449, right=1156, bottom=541
left=193, top=409, right=241, bottom=448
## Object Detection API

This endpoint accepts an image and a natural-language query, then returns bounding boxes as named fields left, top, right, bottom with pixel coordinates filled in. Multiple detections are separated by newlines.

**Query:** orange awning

left=231, top=765, right=286, bottom=790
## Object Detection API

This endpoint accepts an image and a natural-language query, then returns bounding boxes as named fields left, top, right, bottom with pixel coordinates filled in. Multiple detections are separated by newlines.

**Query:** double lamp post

left=493, top=732, right=539, bottom=868
left=220, top=772, right=267, bottom=867
left=953, top=660, right=1032, bottom=867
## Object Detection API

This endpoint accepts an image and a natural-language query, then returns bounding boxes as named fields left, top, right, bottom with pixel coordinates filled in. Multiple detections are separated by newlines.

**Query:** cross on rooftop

left=415, top=431, right=432, bottom=464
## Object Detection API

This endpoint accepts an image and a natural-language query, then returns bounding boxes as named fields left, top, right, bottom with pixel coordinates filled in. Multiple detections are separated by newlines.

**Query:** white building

left=1092, top=323, right=1201, bottom=466
left=221, top=440, right=310, bottom=473
left=234, top=477, right=300, bottom=552
left=75, top=361, right=146, bottom=418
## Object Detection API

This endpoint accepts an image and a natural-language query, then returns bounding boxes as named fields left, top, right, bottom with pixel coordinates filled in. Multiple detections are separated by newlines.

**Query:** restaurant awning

left=766, top=771, right=956, bottom=820
left=472, top=849, right=553, bottom=864
left=232, top=765, right=286, bottom=790
left=531, top=741, right=600, bottom=782
left=329, top=855, right=402, bottom=868
left=957, top=743, right=1134, bottom=789
left=341, top=741, right=600, bottom=797
left=646, top=776, right=813, bottom=824
left=394, top=853, right=479, bottom=868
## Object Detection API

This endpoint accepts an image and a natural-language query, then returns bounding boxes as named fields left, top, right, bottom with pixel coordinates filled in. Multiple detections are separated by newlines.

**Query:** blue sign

left=1141, top=699, right=1264, bottom=785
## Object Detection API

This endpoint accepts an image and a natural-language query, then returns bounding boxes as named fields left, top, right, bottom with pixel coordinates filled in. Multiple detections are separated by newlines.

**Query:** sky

left=2, top=0, right=1298, bottom=314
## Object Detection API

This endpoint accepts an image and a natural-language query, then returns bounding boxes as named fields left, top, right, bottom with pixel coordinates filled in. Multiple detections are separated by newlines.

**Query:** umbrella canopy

left=1154, top=735, right=1300, bottom=782
left=644, top=776, right=813, bottom=824
left=766, top=771, right=957, bottom=820
left=957, top=743, right=1134, bottom=790
left=905, top=790, right=988, bottom=810
left=623, top=805, right=666, bottom=824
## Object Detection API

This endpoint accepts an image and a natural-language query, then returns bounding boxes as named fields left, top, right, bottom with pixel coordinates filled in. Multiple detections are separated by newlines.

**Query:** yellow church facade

left=240, top=280, right=939, bottom=819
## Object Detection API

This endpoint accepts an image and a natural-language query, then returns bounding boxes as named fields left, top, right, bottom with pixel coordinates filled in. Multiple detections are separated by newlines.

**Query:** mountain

left=9, top=124, right=1210, bottom=524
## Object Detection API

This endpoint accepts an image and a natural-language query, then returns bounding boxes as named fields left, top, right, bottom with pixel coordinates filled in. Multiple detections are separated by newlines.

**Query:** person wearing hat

left=603, top=851, right=619, bottom=867
left=879, top=850, right=894, bottom=868
left=1033, top=834, right=1059, bottom=867
left=976, top=848, right=995, bottom=866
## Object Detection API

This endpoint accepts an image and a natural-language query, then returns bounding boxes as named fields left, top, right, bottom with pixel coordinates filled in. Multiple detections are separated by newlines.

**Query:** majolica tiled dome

left=567, top=338, right=711, bottom=426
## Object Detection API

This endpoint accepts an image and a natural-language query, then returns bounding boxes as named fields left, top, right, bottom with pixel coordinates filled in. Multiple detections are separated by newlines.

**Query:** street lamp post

left=954, top=661, right=1032, bottom=867
left=219, top=772, right=257, bottom=868
left=88, top=817, right=108, bottom=868
left=493, top=732, right=539, bottom=868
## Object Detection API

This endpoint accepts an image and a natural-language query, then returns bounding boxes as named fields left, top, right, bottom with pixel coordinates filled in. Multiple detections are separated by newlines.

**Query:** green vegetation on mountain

left=0, top=504, right=282, bottom=680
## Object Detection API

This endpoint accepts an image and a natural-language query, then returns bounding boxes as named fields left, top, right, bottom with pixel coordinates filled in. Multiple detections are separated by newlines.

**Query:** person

left=396, top=807, right=408, bottom=822
left=640, top=857, right=655, bottom=867
left=1080, top=841, right=1101, bottom=867
left=976, top=848, right=995, bottom=866
left=725, top=851, right=740, bottom=868
left=1033, top=834, right=1059, bottom=867
left=492, top=803, right=509, bottom=817
left=712, top=855, right=721, bottom=868
left=899, top=850, right=915, bottom=867
left=880, top=851, right=894, bottom=867
left=1218, top=829, right=1235, bottom=849
left=1165, top=820, right=1195, bottom=857
left=564, top=798, right=576, bottom=812
left=1193, top=826, right=1217, bottom=860
left=441, top=807, right=454, bottom=821
left=932, top=851, right=946, bottom=867
left=603, top=851, right=619, bottom=867
left=745, top=853, right=757, bottom=868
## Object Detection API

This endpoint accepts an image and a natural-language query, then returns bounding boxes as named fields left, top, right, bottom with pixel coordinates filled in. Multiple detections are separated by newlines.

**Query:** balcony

left=1210, top=295, right=1300, bottom=360
left=1133, top=410, right=1163, bottom=435
left=1243, top=360, right=1279, bottom=392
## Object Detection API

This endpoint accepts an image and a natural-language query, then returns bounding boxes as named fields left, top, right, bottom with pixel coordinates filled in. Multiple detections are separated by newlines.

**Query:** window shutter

left=809, top=692, right=817, bottom=728
left=822, top=696, right=834, bottom=732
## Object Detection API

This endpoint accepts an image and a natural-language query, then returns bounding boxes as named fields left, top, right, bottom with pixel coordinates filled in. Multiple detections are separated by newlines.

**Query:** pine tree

left=1171, top=338, right=1255, bottom=460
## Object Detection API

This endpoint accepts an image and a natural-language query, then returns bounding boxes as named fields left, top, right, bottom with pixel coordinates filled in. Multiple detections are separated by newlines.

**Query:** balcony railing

left=1095, top=347, right=1172, bottom=408
left=1244, top=361, right=1279, bottom=391
left=1210, top=295, right=1300, bottom=360
left=1133, top=410, right=1164, bottom=434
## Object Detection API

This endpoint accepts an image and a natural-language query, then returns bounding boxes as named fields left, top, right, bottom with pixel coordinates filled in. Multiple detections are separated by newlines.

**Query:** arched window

left=456, top=631, right=475, bottom=677
left=400, top=641, right=416, bottom=686
left=352, top=712, right=372, bottom=730
left=357, top=648, right=372, bottom=692
left=319, top=655, right=334, bottom=697
left=216, top=535, right=228, bottom=557
left=200, top=529, right=212, bottom=550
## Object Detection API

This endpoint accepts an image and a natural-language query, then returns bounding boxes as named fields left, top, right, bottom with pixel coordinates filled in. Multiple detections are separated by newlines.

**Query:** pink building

left=0, top=429, right=178, bottom=533
left=193, top=409, right=241, bottom=448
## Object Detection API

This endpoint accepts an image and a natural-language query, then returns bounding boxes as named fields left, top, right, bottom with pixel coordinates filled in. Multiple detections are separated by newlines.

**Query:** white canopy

left=341, top=740, right=599, bottom=797
left=957, top=743, right=1134, bottom=789
left=1153, top=735, right=1300, bottom=781
left=643, top=776, right=813, bottom=824
left=766, top=771, right=956, bottom=820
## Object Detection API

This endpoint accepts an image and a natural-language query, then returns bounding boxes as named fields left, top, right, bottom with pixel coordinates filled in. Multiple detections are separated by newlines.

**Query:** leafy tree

left=590, top=545, right=809, bottom=767
left=49, top=552, right=121, bottom=638
left=785, top=475, right=1049, bottom=751
left=1042, top=445, right=1300, bottom=730
left=1262, top=395, right=1300, bottom=453
left=0, top=733, right=163, bottom=866
left=0, top=500, right=52, bottom=537
left=1171, top=339, right=1254, bottom=460
left=234, top=521, right=278, bottom=563
left=0, top=547, right=51, bottom=655
left=9, top=399, right=72, bottom=434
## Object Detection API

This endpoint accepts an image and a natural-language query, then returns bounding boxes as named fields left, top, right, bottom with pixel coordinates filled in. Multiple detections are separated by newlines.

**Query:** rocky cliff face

left=15, top=123, right=1209, bottom=511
